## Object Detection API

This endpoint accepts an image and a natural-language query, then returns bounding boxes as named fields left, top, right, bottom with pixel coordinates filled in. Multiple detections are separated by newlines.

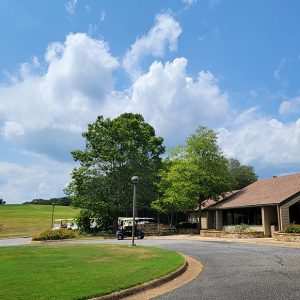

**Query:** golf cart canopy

left=118, top=217, right=155, bottom=227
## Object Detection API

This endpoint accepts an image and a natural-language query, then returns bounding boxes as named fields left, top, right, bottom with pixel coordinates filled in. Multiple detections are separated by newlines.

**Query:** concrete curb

left=29, top=239, right=75, bottom=244
left=0, top=236, right=31, bottom=240
left=90, top=258, right=188, bottom=300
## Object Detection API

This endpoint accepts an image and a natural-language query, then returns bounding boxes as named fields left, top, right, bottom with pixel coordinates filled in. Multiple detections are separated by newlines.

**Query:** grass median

left=0, top=244, right=184, bottom=300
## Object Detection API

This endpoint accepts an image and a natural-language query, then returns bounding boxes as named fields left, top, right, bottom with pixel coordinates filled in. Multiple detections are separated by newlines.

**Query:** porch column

left=277, top=206, right=282, bottom=232
left=262, top=206, right=278, bottom=237
left=215, top=210, right=223, bottom=230
left=261, top=207, right=271, bottom=237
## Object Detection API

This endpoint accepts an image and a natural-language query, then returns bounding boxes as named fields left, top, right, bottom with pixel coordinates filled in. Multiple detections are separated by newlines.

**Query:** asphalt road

left=0, top=237, right=31, bottom=246
left=148, top=240, right=300, bottom=300
left=1, top=238, right=300, bottom=300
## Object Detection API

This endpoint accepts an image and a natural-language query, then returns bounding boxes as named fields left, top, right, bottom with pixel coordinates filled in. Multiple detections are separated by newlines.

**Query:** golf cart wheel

left=117, top=234, right=124, bottom=240
left=137, top=234, right=144, bottom=239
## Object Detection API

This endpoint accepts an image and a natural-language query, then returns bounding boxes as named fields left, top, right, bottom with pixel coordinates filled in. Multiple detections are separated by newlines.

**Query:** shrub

left=175, top=222, right=197, bottom=229
left=75, top=209, right=92, bottom=232
left=223, top=224, right=254, bottom=233
left=32, top=229, right=78, bottom=241
left=234, top=224, right=253, bottom=233
left=284, top=224, right=300, bottom=234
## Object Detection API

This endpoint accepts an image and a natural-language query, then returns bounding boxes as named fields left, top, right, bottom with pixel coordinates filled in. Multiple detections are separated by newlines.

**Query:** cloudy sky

left=1, top=0, right=300, bottom=203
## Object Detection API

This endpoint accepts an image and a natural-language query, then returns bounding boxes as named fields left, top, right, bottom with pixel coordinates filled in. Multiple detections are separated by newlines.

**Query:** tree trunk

left=170, top=212, right=173, bottom=228
left=197, top=196, right=205, bottom=231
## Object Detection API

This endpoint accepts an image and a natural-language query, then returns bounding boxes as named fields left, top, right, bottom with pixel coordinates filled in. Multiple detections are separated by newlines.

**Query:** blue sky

left=1, top=0, right=300, bottom=203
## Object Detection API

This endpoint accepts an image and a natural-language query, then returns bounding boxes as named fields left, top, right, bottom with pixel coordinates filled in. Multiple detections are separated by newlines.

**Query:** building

left=195, top=173, right=300, bottom=237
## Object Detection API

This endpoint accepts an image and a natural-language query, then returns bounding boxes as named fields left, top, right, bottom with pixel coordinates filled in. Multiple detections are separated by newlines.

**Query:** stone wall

left=162, top=228, right=199, bottom=235
left=273, top=232, right=300, bottom=242
left=200, top=230, right=265, bottom=239
left=141, top=224, right=199, bottom=236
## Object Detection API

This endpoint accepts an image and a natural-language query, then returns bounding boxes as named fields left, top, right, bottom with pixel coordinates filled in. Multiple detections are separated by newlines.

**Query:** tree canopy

left=152, top=127, right=233, bottom=228
left=66, top=113, right=165, bottom=230
left=228, top=158, right=258, bottom=190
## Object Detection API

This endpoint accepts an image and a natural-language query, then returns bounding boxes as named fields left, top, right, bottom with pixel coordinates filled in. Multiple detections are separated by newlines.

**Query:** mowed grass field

left=0, top=204, right=78, bottom=238
left=0, top=244, right=184, bottom=300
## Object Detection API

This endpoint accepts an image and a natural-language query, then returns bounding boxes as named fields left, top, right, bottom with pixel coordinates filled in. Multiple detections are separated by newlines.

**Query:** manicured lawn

left=0, top=244, right=184, bottom=300
left=0, top=204, right=78, bottom=238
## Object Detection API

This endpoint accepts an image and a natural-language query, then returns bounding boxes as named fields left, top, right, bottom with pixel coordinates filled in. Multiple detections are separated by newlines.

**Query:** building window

left=223, top=207, right=262, bottom=225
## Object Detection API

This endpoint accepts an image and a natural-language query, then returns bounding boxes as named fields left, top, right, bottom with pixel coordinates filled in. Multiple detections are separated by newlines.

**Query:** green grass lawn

left=0, top=244, right=184, bottom=300
left=0, top=204, right=78, bottom=238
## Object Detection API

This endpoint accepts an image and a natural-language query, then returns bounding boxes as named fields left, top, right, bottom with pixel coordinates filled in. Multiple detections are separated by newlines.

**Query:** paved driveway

left=1, top=237, right=299, bottom=299
left=146, top=240, right=300, bottom=300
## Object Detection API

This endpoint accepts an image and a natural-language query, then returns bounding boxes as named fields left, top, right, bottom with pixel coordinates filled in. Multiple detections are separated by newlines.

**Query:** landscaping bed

left=273, top=224, right=300, bottom=242
left=0, top=244, right=184, bottom=300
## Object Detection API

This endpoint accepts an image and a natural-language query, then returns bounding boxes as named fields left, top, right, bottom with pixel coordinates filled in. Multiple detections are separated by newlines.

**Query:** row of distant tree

left=23, top=197, right=72, bottom=206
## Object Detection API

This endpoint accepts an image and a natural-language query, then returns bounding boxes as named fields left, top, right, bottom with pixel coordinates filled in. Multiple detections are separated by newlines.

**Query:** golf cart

left=116, top=226, right=144, bottom=240
left=115, top=217, right=153, bottom=240
left=52, top=218, right=78, bottom=230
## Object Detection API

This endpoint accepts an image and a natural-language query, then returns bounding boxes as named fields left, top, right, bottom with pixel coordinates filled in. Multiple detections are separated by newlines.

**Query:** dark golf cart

left=116, top=226, right=144, bottom=240
left=116, top=217, right=154, bottom=240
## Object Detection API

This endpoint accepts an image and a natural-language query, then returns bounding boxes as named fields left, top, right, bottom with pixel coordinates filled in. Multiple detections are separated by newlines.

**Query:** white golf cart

left=52, top=218, right=78, bottom=230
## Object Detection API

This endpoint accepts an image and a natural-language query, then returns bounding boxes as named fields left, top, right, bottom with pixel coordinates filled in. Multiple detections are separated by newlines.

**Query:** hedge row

left=32, top=229, right=78, bottom=241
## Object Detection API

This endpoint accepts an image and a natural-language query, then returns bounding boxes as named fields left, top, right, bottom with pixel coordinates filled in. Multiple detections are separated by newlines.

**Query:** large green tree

left=228, top=158, right=258, bottom=190
left=152, top=127, right=232, bottom=228
left=66, top=113, right=165, bottom=229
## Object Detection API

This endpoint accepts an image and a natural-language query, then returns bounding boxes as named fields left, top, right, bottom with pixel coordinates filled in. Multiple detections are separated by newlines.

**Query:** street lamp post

left=51, top=203, right=55, bottom=229
left=131, top=176, right=139, bottom=246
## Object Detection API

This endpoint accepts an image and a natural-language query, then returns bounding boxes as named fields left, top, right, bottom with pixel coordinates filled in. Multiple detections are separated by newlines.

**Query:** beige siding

left=280, top=206, right=290, bottom=229
left=279, top=194, right=300, bottom=230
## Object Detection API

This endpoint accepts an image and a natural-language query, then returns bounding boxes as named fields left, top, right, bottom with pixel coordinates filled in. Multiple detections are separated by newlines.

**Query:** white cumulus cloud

left=219, top=108, right=300, bottom=166
left=98, top=57, right=231, bottom=146
left=123, top=13, right=182, bottom=78
left=0, top=33, right=118, bottom=160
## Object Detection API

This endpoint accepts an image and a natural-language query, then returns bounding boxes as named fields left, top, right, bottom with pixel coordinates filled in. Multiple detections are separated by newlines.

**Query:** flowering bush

left=32, top=229, right=78, bottom=241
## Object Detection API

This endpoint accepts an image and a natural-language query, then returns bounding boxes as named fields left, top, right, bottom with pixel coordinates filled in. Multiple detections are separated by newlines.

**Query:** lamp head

left=131, top=176, right=139, bottom=184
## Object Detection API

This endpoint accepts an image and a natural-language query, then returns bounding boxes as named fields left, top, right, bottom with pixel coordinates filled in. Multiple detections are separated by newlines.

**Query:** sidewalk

left=145, top=234, right=300, bottom=248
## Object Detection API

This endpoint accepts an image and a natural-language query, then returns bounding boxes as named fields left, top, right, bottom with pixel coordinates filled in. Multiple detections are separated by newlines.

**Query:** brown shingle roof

left=209, top=173, right=300, bottom=209
left=189, top=191, right=240, bottom=211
